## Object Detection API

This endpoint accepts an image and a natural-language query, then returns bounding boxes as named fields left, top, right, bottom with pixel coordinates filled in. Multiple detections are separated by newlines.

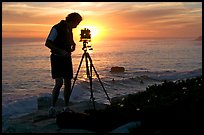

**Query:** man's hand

left=71, top=44, right=76, bottom=52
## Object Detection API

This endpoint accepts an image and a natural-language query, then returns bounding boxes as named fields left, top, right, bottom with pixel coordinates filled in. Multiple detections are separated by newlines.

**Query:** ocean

left=2, top=38, right=202, bottom=119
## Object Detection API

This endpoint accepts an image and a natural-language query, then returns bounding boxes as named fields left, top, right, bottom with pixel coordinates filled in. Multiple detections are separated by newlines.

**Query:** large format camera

left=80, top=28, right=91, bottom=42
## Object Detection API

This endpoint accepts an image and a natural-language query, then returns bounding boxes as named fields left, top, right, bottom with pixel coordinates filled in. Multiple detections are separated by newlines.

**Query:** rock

left=37, top=96, right=64, bottom=110
left=56, top=108, right=138, bottom=133
left=69, top=101, right=108, bottom=113
left=111, top=67, right=125, bottom=73
left=110, top=121, right=141, bottom=133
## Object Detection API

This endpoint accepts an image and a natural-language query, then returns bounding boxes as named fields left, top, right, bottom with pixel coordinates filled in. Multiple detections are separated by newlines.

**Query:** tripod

left=71, top=40, right=111, bottom=110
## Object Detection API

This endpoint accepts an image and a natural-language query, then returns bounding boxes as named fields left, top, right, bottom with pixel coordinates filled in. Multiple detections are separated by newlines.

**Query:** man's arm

left=45, top=40, right=71, bottom=57
left=45, top=40, right=62, bottom=54
left=69, top=29, right=76, bottom=52
left=45, top=27, right=70, bottom=57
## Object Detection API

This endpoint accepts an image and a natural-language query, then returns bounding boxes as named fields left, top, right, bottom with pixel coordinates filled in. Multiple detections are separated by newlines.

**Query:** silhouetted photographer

left=45, top=12, right=82, bottom=117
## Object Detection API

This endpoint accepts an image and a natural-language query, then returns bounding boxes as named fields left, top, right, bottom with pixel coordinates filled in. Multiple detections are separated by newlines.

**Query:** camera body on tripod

left=80, top=28, right=91, bottom=42
left=80, top=28, right=92, bottom=50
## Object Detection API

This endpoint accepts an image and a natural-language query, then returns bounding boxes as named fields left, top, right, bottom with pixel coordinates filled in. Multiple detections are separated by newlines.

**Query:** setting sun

left=80, top=25, right=99, bottom=38
left=75, top=26, right=104, bottom=44
left=73, top=18, right=107, bottom=44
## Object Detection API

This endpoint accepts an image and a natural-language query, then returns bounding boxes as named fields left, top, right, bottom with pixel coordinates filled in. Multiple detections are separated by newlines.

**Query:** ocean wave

left=2, top=96, right=38, bottom=119
left=2, top=68, right=201, bottom=120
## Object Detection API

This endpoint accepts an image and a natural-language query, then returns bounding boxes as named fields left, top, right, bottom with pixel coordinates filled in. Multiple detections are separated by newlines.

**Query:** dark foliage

left=57, top=76, right=203, bottom=134
left=106, top=76, right=203, bottom=134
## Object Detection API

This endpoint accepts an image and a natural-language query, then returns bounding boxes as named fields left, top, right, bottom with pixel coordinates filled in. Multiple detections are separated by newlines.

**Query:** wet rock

left=37, top=96, right=64, bottom=110
left=111, top=67, right=125, bottom=73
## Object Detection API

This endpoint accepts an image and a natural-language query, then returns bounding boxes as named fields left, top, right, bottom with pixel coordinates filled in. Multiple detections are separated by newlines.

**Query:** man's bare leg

left=52, top=77, right=63, bottom=107
left=64, top=78, right=72, bottom=106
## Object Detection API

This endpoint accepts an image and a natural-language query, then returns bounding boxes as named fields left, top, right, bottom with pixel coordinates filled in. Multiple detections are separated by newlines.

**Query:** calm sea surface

left=2, top=38, right=202, bottom=118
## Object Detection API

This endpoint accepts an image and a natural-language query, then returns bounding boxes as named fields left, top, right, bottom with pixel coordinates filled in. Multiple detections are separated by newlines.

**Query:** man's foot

left=48, top=106, right=57, bottom=117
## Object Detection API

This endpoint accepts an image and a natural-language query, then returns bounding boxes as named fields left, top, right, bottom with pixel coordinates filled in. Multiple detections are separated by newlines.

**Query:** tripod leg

left=71, top=53, right=85, bottom=91
left=85, top=53, right=96, bottom=110
left=92, top=65, right=111, bottom=103
left=87, top=54, right=111, bottom=104
left=89, top=63, right=96, bottom=110
left=85, top=53, right=90, bottom=78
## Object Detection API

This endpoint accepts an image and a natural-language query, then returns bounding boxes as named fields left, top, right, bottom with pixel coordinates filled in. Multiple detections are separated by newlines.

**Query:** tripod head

left=80, top=28, right=93, bottom=51
left=82, top=40, right=93, bottom=51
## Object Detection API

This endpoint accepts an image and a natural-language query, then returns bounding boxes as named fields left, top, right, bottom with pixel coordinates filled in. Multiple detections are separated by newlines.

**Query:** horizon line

left=2, top=36, right=201, bottom=40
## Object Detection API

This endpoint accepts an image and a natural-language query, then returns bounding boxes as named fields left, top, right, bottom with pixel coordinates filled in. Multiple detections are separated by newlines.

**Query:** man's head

left=66, top=12, right=82, bottom=28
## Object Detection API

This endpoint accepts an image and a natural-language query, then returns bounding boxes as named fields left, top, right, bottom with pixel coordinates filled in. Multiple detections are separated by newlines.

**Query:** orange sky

left=2, top=2, right=202, bottom=42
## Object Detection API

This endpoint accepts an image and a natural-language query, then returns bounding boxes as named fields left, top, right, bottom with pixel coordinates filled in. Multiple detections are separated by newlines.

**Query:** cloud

left=3, top=2, right=201, bottom=23
left=102, top=2, right=202, bottom=34
left=2, top=2, right=202, bottom=38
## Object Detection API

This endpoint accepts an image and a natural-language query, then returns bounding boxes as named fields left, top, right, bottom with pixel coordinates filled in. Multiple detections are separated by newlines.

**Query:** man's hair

left=66, top=12, right=82, bottom=22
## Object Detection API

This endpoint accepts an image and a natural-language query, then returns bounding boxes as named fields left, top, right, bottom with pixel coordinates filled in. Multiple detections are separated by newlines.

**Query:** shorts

left=50, top=54, right=73, bottom=79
